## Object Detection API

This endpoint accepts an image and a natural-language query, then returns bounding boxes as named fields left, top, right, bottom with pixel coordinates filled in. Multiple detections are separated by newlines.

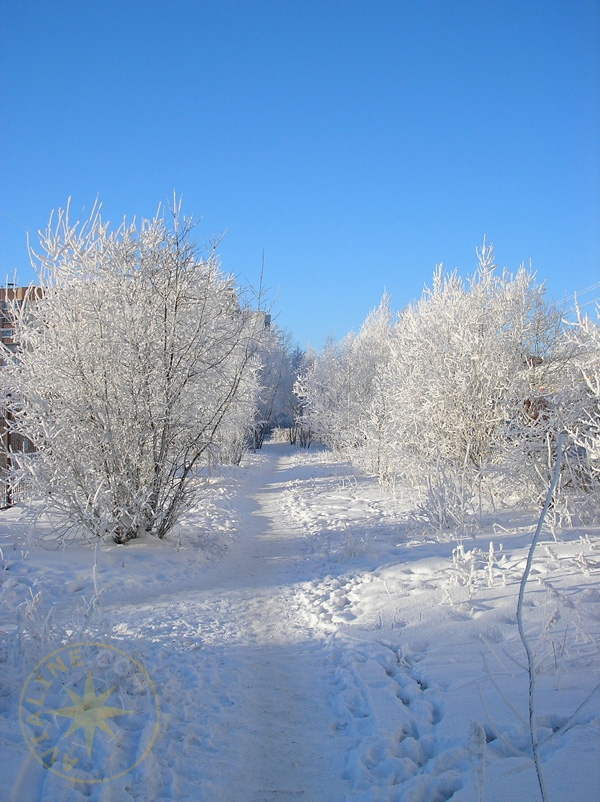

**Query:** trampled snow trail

left=108, top=443, right=353, bottom=802
left=188, top=445, right=351, bottom=801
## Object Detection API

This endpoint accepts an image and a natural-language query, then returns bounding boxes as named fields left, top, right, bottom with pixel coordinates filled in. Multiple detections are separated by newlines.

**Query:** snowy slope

left=1, top=442, right=599, bottom=801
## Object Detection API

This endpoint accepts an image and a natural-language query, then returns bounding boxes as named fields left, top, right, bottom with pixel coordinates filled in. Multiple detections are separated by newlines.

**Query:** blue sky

left=1, top=1, right=599, bottom=350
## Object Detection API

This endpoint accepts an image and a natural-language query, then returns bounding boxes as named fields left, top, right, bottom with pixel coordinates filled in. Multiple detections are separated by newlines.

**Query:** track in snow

left=104, top=443, right=353, bottom=802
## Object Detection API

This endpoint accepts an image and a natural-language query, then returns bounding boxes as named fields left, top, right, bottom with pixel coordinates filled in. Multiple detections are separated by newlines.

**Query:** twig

left=516, top=433, right=563, bottom=802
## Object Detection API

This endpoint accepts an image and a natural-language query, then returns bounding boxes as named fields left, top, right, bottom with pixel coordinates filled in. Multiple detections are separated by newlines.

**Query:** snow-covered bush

left=251, top=324, right=298, bottom=449
left=560, top=304, right=600, bottom=516
left=348, top=295, right=394, bottom=482
left=498, top=306, right=600, bottom=520
left=268, top=427, right=291, bottom=444
left=298, top=242, right=569, bottom=522
left=1, top=202, right=262, bottom=543
left=412, top=460, right=476, bottom=537
left=386, top=243, right=564, bottom=493
left=287, top=346, right=316, bottom=447
left=295, top=295, right=392, bottom=466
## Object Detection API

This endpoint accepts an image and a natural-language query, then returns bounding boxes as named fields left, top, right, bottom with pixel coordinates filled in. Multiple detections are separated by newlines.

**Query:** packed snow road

left=144, top=447, right=353, bottom=801
left=1, top=442, right=599, bottom=801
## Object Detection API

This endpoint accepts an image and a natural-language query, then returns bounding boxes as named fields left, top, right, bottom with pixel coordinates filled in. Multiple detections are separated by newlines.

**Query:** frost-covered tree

left=298, top=243, right=567, bottom=520
left=1, top=202, right=262, bottom=543
left=351, top=294, right=394, bottom=481
left=295, top=294, right=393, bottom=464
left=251, top=324, right=298, bottom=449
left=295, top=334, right=359, bottom=452
left=567, top=305, right=600, bottom=460
left=287, top=345, right=314, bottom=447
left=557, top=304, right=600, bottom=515
left=385, top=244, right=564, bottom=493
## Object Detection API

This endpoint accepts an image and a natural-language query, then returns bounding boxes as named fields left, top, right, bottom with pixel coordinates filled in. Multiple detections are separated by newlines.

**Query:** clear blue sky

left=1, top=0, right=599, bottom=350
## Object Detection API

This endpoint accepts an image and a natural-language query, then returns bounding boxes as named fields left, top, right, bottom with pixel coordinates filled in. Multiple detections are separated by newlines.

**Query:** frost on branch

left=563, top=303, right=600, bottom=510
left=1, top=202, right=262, bottom=544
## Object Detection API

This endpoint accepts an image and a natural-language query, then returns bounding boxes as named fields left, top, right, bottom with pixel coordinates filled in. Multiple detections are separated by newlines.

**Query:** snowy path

left=190, top=448, right=351, bottom=801
left=108, top=444, right=353, bottom=801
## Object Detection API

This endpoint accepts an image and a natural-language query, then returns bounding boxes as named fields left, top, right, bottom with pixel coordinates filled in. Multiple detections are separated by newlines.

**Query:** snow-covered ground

left=1, top=442, right=599, bottom=801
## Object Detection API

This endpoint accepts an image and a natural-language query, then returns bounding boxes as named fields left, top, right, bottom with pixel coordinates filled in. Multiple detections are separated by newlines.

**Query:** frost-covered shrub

left=386, top=243, right=564, bottom=491
left=497, top=306, right=600, bottom=521
left=269, top=427, right=291, bottom=444
left=295, top=242, right=578, bottom=530
left=251, top=325, right=298, bottom=449
left=1, top=202, right=262, bottom=543
left=412, top=460, right=477, bottom=537
left=561, top=305, right=600, bottom=517
left=294, top=334, right=359, bottom=452
left=295, top=295, right=392, bottom=468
